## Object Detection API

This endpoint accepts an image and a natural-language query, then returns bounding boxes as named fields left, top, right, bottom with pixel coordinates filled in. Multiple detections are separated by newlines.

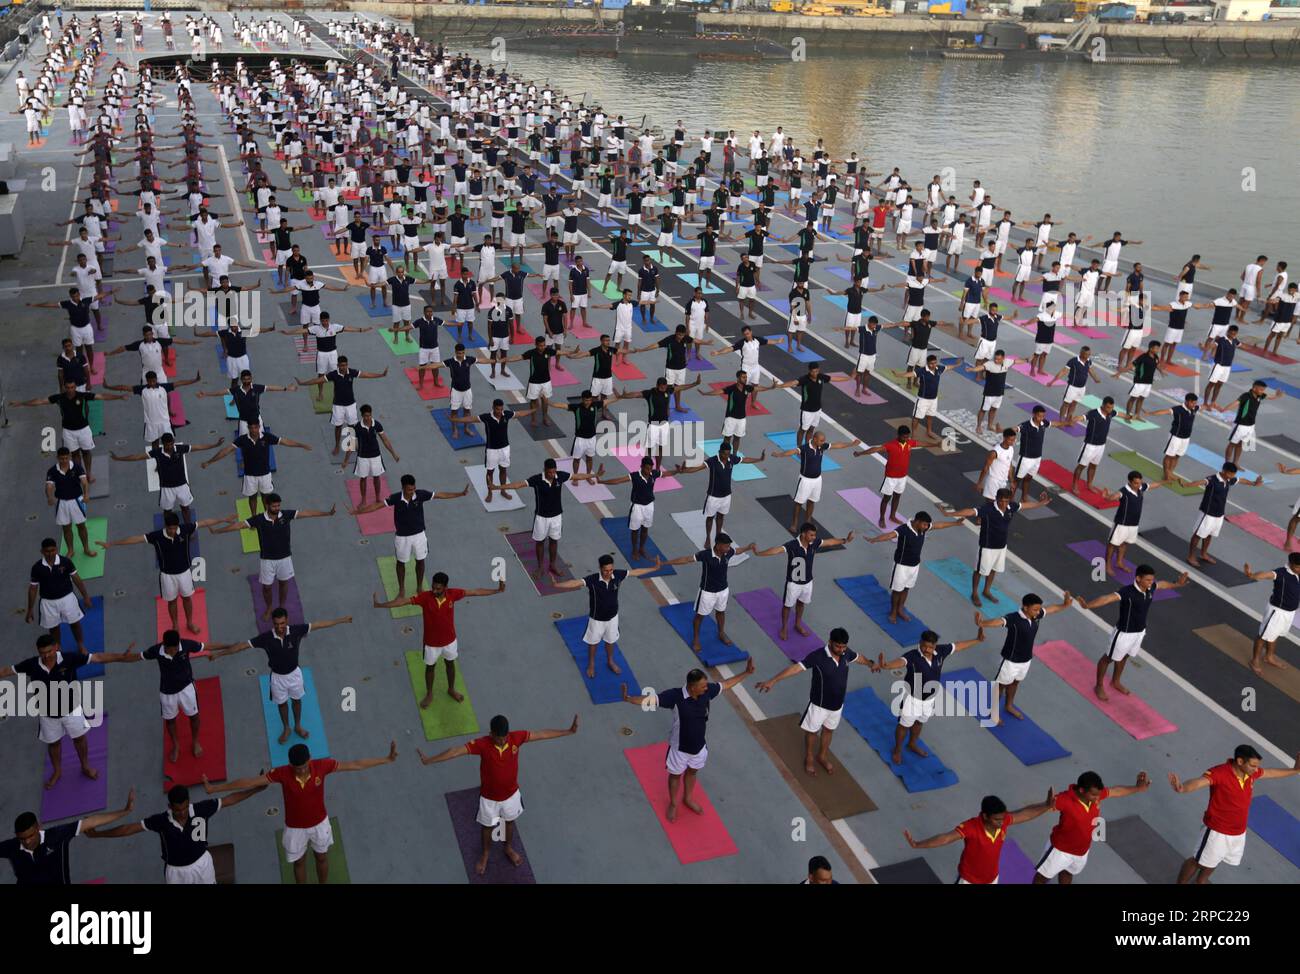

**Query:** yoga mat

left=764, top=430, right=841, bottom=471
left=941, top=667, right=1072, bottom=766
left=1111, top=450, right=1203, bottom=496
left=276, top=817, right=350, bottom=884
left=670, top=511, right=750, bottom=566
left=432, top=407, right=485, bottom=449
left=1106, top=814, right=1188, bottom=886
left=612, top=448, right=681, bottom=490
left=403, top=366, right=451, bottom=400
left=756, top=495, right=842, bottom=546
left=403, top=651, right=479, bottom=741
left=88, top=458, right=110, bottom=499
left=686, top=355, right=717, bottom=372
left=444, top=787, right=537, bottom=884
left=699, top=439, right=766, bottom=482
left=233, top=499, right=262, bottom=554
left=1227, top=512, right=1297, bottom=551
left=872, top=857, right=944, bottom=885
left=1015, top=403, right=1084, bottom=437
left=308, top=389, right=332, bottom=415
left=1192, top=624, right=1300, bottom=702
left=927, top=556, right=1019, bottom=616
left=625, top=743, right=738, bottom=865
left=842, top=686, right=958, bottom=792
left=259, top=667, right=329, bottom=766
left=735, top=587, right=822, bottom=662
left=465, top=464, right=526, bottom=512
left=154, top=589, right=212, bottom=642
left=234, top=432, right=277, bottom=477
left=599, top=516, right=674, bottom=576
left=832, top=378, right=888, bottom=407
left=1065, top=541, right=1179, bottom=601
left=1000, top=837, right=1037, bottom=884
left=658, top=601, right=749, bottom=666
left=60, top=595, right=105, bottom=678
left=612, top=360, right=647, bottom=381
left=1010, top=363, right=1059, bottom=388
left=1183, top=442, right=1266, bottom=484
left=1036, top=640, right=1178, bottom=740
left=836, top=485, right=890, bottom=533
left=247, top=574, right=306, bottom=627
left=834, top=575, right=932, bottom=646
left=505, top=530, right=575, bottom=596
left=1038, top=459, right=1118, bottom=509
left=1079, top=395, right=1158, bottom=431
left=754, top=713, right=878, bottom=819
left=1248, top=795, right=1300, bottom=869
left=707, top=382, right=771, bottom=415
left=773, top=337, right=823, bottom=364
left=475, top=363, right=524, bottom=392
left=1143, top=527, right=1253, bottom=587
left=678, top=274, right=723, bottom=294
left=375, top=557, right=422, bottom=617
left=40, top=717, right=110, bottom=820
left=1239, top=343, right=1300, bottom=366
left=553, top=616, right=640, bottom=705
left=376, top=326, right=420, bottom=357
left=552, top=458, right=614, bottom=502
left=162, top=677, right=227, bottom=788
left=67, top=519, right=108, bottom=580
left=345, top=477, right=395, bottom=535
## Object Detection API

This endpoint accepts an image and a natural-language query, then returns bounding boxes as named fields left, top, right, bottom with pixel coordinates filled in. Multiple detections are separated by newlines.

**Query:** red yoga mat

left=345, top=476, right=396, bottom=535
left=625, top=742, right=738, bottom=865
left=161, top=677, right=228, bottom=788
left=404, top=367, right=451, bottom=400
left=154, top=588, right=212, bottom=643
left=1038, top=459, right=1119, bottom=509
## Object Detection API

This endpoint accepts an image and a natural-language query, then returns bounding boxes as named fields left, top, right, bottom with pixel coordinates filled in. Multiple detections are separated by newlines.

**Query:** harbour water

left=462, top=44, right=1297, bottom=278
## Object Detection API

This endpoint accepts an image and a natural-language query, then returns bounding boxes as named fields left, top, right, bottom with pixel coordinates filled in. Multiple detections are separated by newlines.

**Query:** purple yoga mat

left=444, top=787, right=536, bottom=884
left=836, top=486, right=890, bottom=534
left=735, top=588, right=823, bottom=662
left=41, top=715, right=110, bottom=820
left=1065, top=541, right=1179, bottom=600
left=1000, top=836, right=1037, bottom=884
left=246, top=575, right=307, bottom=627
left=505, top=531, right=575, bottom=596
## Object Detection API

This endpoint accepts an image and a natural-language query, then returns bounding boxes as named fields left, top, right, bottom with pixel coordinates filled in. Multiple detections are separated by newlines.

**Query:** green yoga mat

left=88, top=399, right=105, bottom=436
left=307, top=387, right=332, bottom=415
left=378, top=326, right=420, bottom=357
left=593, top=279, right=627, bottom=300
left=276, top=817, right=350, bottom=884
left=376, top=557, right=421, bottom=618
left=404, top=651, right=479, bottom=741
left=1110, top=451, right=1202, bottom=496
left=234, top=499, right=260, bottom=554
left=66, top=518, right=108, bottom=579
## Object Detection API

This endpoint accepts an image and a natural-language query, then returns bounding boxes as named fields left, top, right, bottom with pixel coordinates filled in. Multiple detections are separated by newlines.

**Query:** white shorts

left=629, top=502, right=654, bottom=531
left=1164, top=435, right=1189, bottom=458
left=367, top=266, right=386, bottom=285
left=422, top=640, right=459, bottom=664
left=243, top=473, right=274, bottom=497
left=331, top=403, right=359, bottom=427
left=699, top=256, right=716, bottom=271
left=160, top=682, right=199, bottom=720
left=784, top=580, right=814, bottom=607
left=995, top=658, right=1032, bottom=685
left=526, top=381, right=553, bottom=401
left=703, top=494, right=732, bottom=518
left=571, top=294, right=588, bottom=309
left=356, top=456, right=384, bottom=478
left=395, top=531, right=429, bottom=563
left=1127, top=382, right=1152, bottom=400
left=799, top=702, right=843, bottom=734
left=666, top=745, right=708, bottom=775
left=639, top=290, right=657, bottom=304
left=582, top=616, right=620, bottom=646
left=788, top=316, right=808, bottom=334
left=1229, top=425, right=1256, bottom=451
left=1109, top=523, right=1139, bottom=546
left=1194, top=513, right=1224, bottom=539
left=889, top=562, right=920, bottom=592
left=914, top=397, right=938, bottom=419
left=695, top=587, right=729, bottom=615
left=1121, top=329, right=1144, bottom=350
left=1107, top=628, right=1145, bottom=663
left=532, top=514, right=562, bottom=541
left=591, top=377, right=614, bottom=398
left=145, top=420, right=173, bottom=444
left=1101, top=259, right=1119, bottom=275
left=572, top=436, right=597, bottom=460
left=39, top=593, right=84, bottom=629
left=38, top=710, right=91, bottom=744
left=71, top=324, right=95, bottom=349
left=898, top=693, right=937, bottom=728
left=159, top=484, right=195, bottom=511
left=1063, top=384, right=1085, bottom=405
left=392, top=304, right=413, bottom=324
left=666, top=368, right=688, bottom=387
left=350, top=241, right=367, bottom=259
left=1077, top=442, right=1105, bottom=467
left=978, top=546, right=1007, bottom=576
left=799, top=409, right=822, bottom=431
left=485, top=446, right=511, bottom=470
left=164, top=850, right=216, bottom=885
left=269, top=666, right=306, bottom=704
left=975, top=338, right=996, bottom=362
left=55, top=499, right=86, bottom=526
left=63, top=427, right=95, bottom=453
left=1037, top=842, right=1089, bottom=878
left=1164, top=326, right=1185, bottom=345
left=903, top=306, right=924, bottom=323
left=450, top=388, right=472, bottom=411
left=258, top=556, right=295, bottom=584
left=1208, top=364, right=1231, bottom=384
left=794, top=475, right=823, bottom=505
left=647, top=421, right=669, bottom=450
left=657, top=232, right=672, bottom=248
left=477, top=789, right=524, bottom=827
left=1194, top=827, right=1246, bottom=869
left=738, top=286, right=757, bottom=300
left=159, top=570, right=195, bottom=602
left=1034, top=343, right=1054, bottom=357
left=1259, top=606, right=1296, bottom=643
left=282, top=817, right=334, bottom=861
left=981, top=395, right=1004, bottom=413
left=1015, top=457, right=1041, bottom=481
left=856, top=353, right=877, bottom=373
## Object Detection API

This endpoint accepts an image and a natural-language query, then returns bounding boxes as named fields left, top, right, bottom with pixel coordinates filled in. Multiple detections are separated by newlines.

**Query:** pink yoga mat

left=549, top=364, right=580, bottom=388
left=1011, top=363, right=1058, bottom=387
left=613, top=448, right=681, bottom=490
left=89, top=355, right=106, bottom=387
left=555, top=458, right=615, bottom=503
left=1062, top=324, right=1111, bottom=341
left=168, top=390, right=187, bottom=426
left=836, top=486, right=889, bottom=533
left=988, top=287, right=1034, bottom=309
left=612, top=360, right=646, bottom=381
left=345, top=476, right=395, bottom=535
left=1227, top=512, right=1297, bottom=551
left=1036, top=640, right=1177, bottom=740
left=41, top=716, right=110, bottom=820
left=569, top=319, right=601, bottom=340
left=830, top=374, right=886, bottom=405
left=625, top=742, right=738, bottom=865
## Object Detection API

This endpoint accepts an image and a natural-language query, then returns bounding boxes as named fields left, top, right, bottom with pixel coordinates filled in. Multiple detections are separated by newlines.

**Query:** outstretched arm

left=334, top=740, right=399, bottom=772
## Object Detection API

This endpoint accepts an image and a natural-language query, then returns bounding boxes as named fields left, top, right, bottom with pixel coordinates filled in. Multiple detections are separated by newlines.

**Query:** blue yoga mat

left=153, top=513, right=201, bottom=556
left=61, top=595, right=105, bottom=678
left=776, top=337, right=822, bottom=364
left=941, top=667, right=1071, bottom=766
left=833, top=575, right=928, bottom=646
left=1249, top=795, right=1300, bottom=868
left=222, top=394, right=239, bottom=420
left=701, top=440, right=766, bottom=482
left=355, top=295, right=393, bottom=319
left=842, top=686, right=958, bottom=792
left=553, top=617, right=640, bottom=705
left=431, top=408, right=484, bottom=450
left=599, top=516, right=674, bottom=577
left=1176, top=344, right=1250, bottom=372
left=1264, top=377, right=1300, bottom=400
left=678, top=274, right=723, bottom=294
left=927, top=557, right=1018, bottom=616
left=658, top=601, right=749, bottom=666
left=637, top=314, right=668, bottom=334
left=764, top=430, right=841, bottom=471
left=1183, top=441, right=1267, bottom=483
left=668, top=404, right=703, bottom=424
left=258, top=666, right=329, bottom=765
left=823, top=294, right=848, bottom=310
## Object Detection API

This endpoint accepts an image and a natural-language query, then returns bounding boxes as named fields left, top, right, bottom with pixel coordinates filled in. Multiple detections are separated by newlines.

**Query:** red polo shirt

left=956, top=812, right=1014, bottom=884
left=883, top=439, right=917, bottom=479
left=1202, top=762, right=1263, bottom=836
left=464, top=730, right=530, bottom=801
left=267, top=758, right=338, bottom=829
left=871, top=204, right=890, bottom=232
left=413, top=588, right=465, bottom=648
left=1049, top=785, right=1109, bottom=856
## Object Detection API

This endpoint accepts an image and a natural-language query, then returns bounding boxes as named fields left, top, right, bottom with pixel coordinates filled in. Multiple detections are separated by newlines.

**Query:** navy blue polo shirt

left=250, top=623, right=312, bottom=675
left=142, top=798, right=221, bottom=868
left=658, top=682, right=722, bottom=755
left=247, top=509, right=296, bottom=560
left=30, top=557, right=78, bottom=601
left=1199, top=474, right=1237, bottom=517
left=14, top=651, right=89, bottom=710
left=412, top=317, right=441, bottom=349
left=1064, top=357, right=1090, bottom=388
left=148, top=444, right=191, bottom=489
left=800, top=646, right=860, bottom=711
left=385, top=489, right=433, bottom=536
left=584, top=570, right=628, bottom=621
left=1084, top=409, right=1113, bottom=446
left=695, top=548, right=733, bottom=593
left=145, top=523, right=197, bottom=575
left=977, top=501, right=1020, bottom=550
left=1113, top=482, right=1148, bottom=527
left=1169, top=404, right=1198, bottom=439
left=0, top=821, right=80, bottom=885
left=902, top=643, right=954, bottom=700
left=479, top=410, right=514, bottom=450
left=234, top=432, right=279, bottom=478
left=893, top=523, right=926, bottom=566
left=629, top=470, right=659, bottom=507
left=443, top=357, right=474, bottom=392
left=999, top=611, right=1042, bottom=664
left=916, top=364, right=945, bottom=400
left=1270, top=567, right=1300, bottom=611
left=141, top=639, right=203, bottom=695
left=46, top=464, right=86, bottom=501
left=527, top=471, right=570, bottom=518
left=1018, top=419, right=1047, bottom=459
left=784, top=537, right=822, bottom=583
left=1114, top=584, right=1153, bottom=634
left=798, top=442, right=829, bottom=479
left=705, top=455, right=736, bottom=497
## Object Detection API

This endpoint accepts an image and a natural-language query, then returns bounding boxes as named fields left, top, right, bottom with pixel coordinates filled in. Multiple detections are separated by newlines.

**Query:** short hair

left=980, top=795, right=1007, bottom=817
left=1222, top=462, right=1238, bottom=474
left=41, top=537, right=57, bottom=549
left=598, top=554, right=615, bottom=567
left=1135, top=564, right=1155, bottom=578
left=162, top=629, right=181, bottom=648
left=265, top=492, right=282, bottom=506
left=919, top=630, right=939, bottom=645
left=995, top=488, right=1013, bottom=501
left=271, top=608, right=289, bottom=621
left=828, top=627, right=849, bottom=645
left=1101, top=396, right=1115, bottom=407
left=168, top=785, right=190, bottom=805
left=431, top=572, right=450, bottom=586
left=915, top=511, right=932, bottom=524
left=1077, top=771, right=1105, bottom=791
left=1021, top=593, right=1044, bottom=608
left=544, top=458, right=558, bottom=470
left=686, top=668, right=708, bottom=686
left=288, top=744, right=311, bottom=767
left=807, top=855, right=832, bottom=874
left=400, top=474, right=416, bottom=487
left=14, top=811, right=38, bottom=834
left=1234, top=744, right=1262, bottom=762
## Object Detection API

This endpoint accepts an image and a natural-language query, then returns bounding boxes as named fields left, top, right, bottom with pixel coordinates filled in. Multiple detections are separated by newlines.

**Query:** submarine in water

left=504, top=5, right=789, bottom=61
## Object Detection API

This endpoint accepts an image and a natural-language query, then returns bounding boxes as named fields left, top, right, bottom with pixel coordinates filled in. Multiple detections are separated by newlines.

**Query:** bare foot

left=778, top=627, right=788, bottom=641
left=1111, top=681, right=1132, bottom=696
left=1187, top=555, right=1201, bottom=567
left=887, top=613, right=899, bottom=625
left=547, top=566, right=563, bottom=579
left=278, top=726, right=291, bottom=744
left=607, top=660, right=621, bottom=675
left=1266, top=656, right=1289, bottom=670
left=794, top=622, right=811, bottom=637
left=897, top=608, right=912, bottom=622
left=716, top=631, right=732, bottom=645
left=83, top=548, right=99, bottom=558
left=295, top=725, right=310, bottom=739
left=475, top=853, right=489, bottom=876
left=804, top=759, right=817, bottom=776
left=447, top=688, right=464, bottom=703
left=186, top=621, right=202, bottom=634
left=878, top=517, right=887, bottom=529
left=1201, top=553, right=1218, bottom=565
left=666, top=802, right=678, bottom=822
left=1005, top=705, right=1025, bottom=721
left=586, top=663, right=596, bottom=679
left=1094, top=684, right=1110, bottom=702
left=891, top=749, right=903, bottom=765
left=170, top=742, right=180, bottom=762
left=970, top=593, right=983, bottom=608
left=907, top=741, right=929, bottom=758
left=504, top=845, right=523, bottom=867
left=683, top=798, right=704, bottom=816
left=419, top=693, right=433, bottom=709
left=817, top=755, right=835, bottom=774
left=45, top=769, right=62, bottom=790
left=691, top=640, right=703, bottom=654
